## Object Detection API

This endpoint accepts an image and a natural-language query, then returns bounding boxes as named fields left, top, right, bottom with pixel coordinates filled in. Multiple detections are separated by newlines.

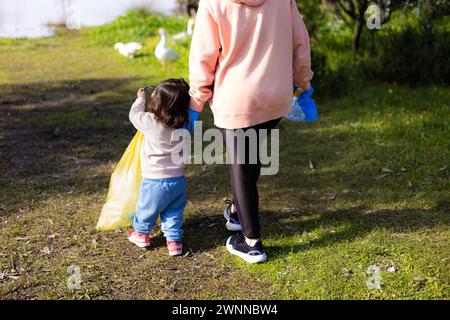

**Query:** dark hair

left=149, top=78, right=190, bottom=129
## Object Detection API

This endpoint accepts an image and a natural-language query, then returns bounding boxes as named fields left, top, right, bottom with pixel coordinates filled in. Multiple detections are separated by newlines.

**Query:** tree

left=295, top=0, right=330, bottom=39
left=413, top=0, right=450, bottom=32
left=324, top=0, right=404, bottom=52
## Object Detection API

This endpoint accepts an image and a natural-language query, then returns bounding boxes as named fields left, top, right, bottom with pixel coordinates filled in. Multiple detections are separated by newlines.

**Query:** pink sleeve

left=188, top=0, right=221, bottom=112
left=292, top=0, right=314, bottom=90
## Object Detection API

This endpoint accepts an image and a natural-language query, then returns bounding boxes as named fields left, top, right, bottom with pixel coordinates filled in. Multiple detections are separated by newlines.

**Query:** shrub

left=86, top=9, right=187, bottom=46
left=311, top=49, right=355, bottom=98
left=373, top=27, right=450, bottom=85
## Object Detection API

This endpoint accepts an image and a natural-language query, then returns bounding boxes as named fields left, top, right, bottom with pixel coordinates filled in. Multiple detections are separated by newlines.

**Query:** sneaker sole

left=168, top=250, right=183, bottom=257
left=223, top=208, right=243, bottom=232
left=128, top=237, right=151, bottom=248
left=225, top=237, right=267, bottom=264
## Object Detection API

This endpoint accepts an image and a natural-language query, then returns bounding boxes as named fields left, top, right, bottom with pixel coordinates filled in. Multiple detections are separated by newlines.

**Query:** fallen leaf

left=41, top=247, right=51, bottom=255
left=203, top=252, right=215, bottom=260
left=437, top=166, right=447, bottom=172
left=309, top=160, right=315, bottom=170
left=387, top=261, right=396, bottom=273
left=376, top=173, right=390, bottom=180
left=183, top=251, right=191, bottom=257
left=382, top=168, right=394, bottom=173
left=0, top=272, right=4, bottom=280
left=342, top=268, right=352, bottom=277
left=15, top=237, right=29, bottom=241
left=53, top=127, right=61, bottom=136
left=277, top=271, right=288, bottom=277
left=413, top=276, right=427, bottom=282
left=91, top=239, right=97, bottom=248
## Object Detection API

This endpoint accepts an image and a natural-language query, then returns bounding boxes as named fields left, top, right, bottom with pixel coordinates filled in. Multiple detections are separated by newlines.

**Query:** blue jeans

left=133, top=176, right=187, bottom=242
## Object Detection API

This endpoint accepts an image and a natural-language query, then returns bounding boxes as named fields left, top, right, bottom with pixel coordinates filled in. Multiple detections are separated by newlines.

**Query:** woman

left=188, top=0, right=314, bottom=263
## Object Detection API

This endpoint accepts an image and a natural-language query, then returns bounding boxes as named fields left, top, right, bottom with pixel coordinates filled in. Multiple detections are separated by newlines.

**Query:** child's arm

left=129, top=89, right=154, bottom=132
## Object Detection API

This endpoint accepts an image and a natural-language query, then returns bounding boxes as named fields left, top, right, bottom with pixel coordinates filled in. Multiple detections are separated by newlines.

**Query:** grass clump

left=85, top=9, right=188, bottom=46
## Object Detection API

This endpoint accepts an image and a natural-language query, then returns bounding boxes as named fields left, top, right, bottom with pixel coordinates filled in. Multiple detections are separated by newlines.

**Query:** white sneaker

left=223, top=201, right=242, bottom=232
left=226, top=234, right=267, bottom=264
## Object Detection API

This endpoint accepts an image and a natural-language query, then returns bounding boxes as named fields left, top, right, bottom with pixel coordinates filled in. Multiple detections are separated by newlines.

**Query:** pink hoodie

left=189, top=0, right=313, bottom=129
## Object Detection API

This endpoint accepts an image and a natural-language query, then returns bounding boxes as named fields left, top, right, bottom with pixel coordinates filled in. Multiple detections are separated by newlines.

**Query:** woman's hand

left=137, top=88, right=146, bottom=100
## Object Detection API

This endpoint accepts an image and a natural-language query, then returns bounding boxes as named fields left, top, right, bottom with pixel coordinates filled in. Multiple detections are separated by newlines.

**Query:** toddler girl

left=127, top=78, right=190, bottom=256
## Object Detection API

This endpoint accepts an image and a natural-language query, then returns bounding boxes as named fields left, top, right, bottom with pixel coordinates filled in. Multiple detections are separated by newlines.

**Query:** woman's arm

left=291, top=0, right=314, bottom=91
left=188, top=0, right=221, bottom=112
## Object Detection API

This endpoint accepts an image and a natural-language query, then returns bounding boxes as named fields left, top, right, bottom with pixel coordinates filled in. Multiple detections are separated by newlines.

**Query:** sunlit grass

left=0, top=13, right=449, bottom=299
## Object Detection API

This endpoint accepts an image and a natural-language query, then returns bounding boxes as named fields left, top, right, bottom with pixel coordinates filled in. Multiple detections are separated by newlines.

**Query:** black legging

left=220, top=118, right=281, bottom=239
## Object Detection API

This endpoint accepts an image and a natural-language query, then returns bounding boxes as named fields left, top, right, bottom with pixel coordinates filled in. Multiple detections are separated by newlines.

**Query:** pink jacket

left=189, top=0, right=313, bottom=129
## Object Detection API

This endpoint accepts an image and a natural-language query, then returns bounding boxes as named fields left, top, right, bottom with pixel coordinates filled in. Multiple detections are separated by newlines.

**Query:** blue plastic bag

left=286, top=86, right=318, bottom=122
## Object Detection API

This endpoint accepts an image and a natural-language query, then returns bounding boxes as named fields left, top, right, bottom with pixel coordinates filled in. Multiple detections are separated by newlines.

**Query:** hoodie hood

left=230, top=0, right=266, bottom=7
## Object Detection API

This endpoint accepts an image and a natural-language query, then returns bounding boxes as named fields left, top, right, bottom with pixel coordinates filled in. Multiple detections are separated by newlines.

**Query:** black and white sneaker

left=223, top=200, right=242, bottom=232
left=226, top=233, right=267, bottom=264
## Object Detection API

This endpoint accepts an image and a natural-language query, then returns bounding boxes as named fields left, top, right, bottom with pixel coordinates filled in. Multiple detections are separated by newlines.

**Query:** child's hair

left=149, top=78, right=190, bottom=129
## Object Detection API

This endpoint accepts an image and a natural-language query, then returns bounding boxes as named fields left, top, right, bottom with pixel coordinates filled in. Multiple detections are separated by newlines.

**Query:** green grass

left=85, top=9, right=188, bottom=46
left=0, top=14, right=449, bottom=300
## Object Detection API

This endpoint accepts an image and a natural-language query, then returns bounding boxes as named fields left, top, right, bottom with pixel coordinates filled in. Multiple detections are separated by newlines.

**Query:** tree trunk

left=352, top=19, right=364, bottom=52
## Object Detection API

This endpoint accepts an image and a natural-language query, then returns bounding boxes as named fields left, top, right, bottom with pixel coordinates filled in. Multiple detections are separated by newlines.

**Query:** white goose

left=172, top=19, right=195, bottom=41
left=114, top=42, right=142, bottom=59
left=155, top=28, right=179, bottom=67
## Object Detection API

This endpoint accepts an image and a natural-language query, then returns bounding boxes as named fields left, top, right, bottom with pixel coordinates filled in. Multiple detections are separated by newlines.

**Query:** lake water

left=0, top=0, right=178, bottom=38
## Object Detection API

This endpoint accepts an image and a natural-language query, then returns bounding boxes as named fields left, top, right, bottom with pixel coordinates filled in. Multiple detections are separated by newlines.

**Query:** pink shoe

left=167, top=241, right=183, bottom=256
left=127, top=230, right=151, bottom=248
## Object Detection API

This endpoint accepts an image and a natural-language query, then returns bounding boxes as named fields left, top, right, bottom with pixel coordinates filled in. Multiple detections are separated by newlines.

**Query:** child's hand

left=137, top=88, right=146, bottom=100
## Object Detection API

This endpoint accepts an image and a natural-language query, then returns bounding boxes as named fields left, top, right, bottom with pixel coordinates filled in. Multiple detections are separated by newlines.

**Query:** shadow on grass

left=176, top=203, right=449, bottom=255
left=262, top=206, right=449, bottom=260
left=0, top=78, right=147, bottom=215
left=1, top=78, right=448, bottom=264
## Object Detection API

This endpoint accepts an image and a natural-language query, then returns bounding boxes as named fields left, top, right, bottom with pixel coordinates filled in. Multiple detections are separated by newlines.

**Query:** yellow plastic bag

left=96, top=131, right=144, bottom=231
